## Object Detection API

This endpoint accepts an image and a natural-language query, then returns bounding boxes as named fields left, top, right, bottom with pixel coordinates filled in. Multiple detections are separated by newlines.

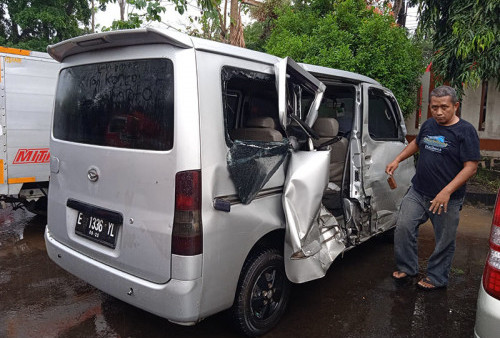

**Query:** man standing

left=386, top=85, right=480, bottom=290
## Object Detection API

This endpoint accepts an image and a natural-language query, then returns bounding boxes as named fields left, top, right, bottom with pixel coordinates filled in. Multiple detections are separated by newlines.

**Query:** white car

left=474, top=188, right=500, bottom=338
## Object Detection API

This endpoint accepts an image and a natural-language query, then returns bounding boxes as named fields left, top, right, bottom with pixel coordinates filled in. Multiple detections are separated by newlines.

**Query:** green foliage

left=264, top=0, right=423, bottom=116
left=244, top=0, right=289, bottom=51
left=185, top=4, right=224, bottom=41
left=244, top=21, right=268, bottom=52
left=414, top=0, right=500, bottom=93
left=0, top=0, right=91, bottom=51
left=101, top=0, right=167, bottom=31
left=470, top=166, right=500, bottom=194
left=102, top=0, right=217, bottom=31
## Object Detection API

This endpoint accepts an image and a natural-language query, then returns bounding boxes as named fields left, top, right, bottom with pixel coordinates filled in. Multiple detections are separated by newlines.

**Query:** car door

left=359, top=84, right=415, bottom=234
left=276, top=58, right=347, bottom=283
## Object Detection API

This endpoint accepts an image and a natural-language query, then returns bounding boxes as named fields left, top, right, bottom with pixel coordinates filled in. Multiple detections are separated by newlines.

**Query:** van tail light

left=172, top=170, right=202, bottom=255
left=482, top=190, right=500, bottom=299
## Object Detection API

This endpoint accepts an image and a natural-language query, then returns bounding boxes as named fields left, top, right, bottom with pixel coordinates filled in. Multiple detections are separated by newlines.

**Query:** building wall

left=405, top=76, right=500, bottom=158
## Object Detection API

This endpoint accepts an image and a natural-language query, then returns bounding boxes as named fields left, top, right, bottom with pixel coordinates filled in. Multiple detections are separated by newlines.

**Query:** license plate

left=75, top=211, right=120, bottom=248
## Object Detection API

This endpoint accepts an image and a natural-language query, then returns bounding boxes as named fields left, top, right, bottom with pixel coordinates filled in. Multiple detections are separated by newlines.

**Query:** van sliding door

left=360, top=84, right=415, bottom=234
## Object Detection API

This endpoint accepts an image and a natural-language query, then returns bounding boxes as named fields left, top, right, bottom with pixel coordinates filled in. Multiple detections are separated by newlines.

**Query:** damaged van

left=44, top=28, right=415, bottom=336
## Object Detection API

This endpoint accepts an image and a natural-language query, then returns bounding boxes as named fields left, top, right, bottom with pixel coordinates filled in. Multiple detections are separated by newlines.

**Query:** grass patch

left=451, top=268, right=465, bottom=275
left=470, top=167, right=500, bottom=193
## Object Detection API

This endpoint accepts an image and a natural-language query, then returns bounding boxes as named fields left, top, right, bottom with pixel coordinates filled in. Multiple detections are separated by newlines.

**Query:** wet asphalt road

left=0, top=204, right=493, bottom=338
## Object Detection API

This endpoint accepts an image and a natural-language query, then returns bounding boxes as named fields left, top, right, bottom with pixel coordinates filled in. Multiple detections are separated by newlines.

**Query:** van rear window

left=53, top=59, right=174, bottom=151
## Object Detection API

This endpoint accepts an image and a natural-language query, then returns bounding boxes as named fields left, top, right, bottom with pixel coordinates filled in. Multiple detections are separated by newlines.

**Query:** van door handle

left=213, top=198, right=231, bottom=212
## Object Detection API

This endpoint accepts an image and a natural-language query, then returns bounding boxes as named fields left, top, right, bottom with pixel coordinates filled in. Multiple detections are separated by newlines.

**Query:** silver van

left=44, top=28, right=415, bottom=336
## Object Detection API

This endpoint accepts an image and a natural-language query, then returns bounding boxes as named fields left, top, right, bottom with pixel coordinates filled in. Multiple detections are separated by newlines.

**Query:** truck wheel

left=232, top=248, right=291, bottom=337
left=24, top=197, right=47, bottom=216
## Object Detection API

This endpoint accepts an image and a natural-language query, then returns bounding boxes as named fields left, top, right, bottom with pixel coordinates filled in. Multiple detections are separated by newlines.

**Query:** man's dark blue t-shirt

left=412, top=118, right=481, bottom=200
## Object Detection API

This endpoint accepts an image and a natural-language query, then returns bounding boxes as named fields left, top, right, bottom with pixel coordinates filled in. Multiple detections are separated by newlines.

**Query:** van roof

left=300, top=64, right=380, bottom=85
left=47, top=27, right=379, bottom=85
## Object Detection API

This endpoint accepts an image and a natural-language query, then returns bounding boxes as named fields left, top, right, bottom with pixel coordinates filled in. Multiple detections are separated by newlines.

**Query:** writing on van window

left=83, top=63, right=160, bottom=107
left=53, top=59, right=174, bottom=151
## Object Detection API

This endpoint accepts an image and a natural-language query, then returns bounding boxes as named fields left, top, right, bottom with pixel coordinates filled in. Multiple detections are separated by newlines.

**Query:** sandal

left=417, top=277, right=445, bottom=291
left=392, top=271, right=412, bottom=280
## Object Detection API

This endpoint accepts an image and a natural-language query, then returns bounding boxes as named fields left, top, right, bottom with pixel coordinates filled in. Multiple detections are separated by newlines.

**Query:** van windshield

left=53, top=59, right=174, bottom=151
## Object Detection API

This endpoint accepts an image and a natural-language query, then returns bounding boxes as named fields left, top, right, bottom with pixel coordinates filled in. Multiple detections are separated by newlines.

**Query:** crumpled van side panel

left=195, top=50, right=287, bottom=316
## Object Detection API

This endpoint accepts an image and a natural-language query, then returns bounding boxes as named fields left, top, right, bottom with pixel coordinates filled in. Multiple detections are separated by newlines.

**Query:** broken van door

left=360, top=84, right=415, bottom=234
left=276, top=58, right=346, bottom=283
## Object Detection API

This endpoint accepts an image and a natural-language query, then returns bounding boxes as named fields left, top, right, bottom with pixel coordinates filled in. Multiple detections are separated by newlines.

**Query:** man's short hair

left=430, top=85, right=458, bottom=104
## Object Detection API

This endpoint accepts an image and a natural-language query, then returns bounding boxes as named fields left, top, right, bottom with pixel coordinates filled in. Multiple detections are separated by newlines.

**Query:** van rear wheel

left=232, top=248, right=291, bottom=337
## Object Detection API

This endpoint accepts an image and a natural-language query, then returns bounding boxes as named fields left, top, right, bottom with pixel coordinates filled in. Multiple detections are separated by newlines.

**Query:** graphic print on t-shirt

left=423, top=135, right=448, bottom=153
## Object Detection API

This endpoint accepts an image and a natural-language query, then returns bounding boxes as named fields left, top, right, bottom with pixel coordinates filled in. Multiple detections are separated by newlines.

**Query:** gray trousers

left=394, top=187, right=463, bottom=286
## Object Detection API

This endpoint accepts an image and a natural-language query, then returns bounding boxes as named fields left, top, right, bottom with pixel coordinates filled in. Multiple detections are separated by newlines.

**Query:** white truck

left=0, top=46, right=59, bottom=215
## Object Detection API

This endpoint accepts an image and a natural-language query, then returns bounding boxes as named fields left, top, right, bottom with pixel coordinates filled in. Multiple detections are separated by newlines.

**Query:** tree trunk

left=392, top=0, right=404, bottom=23
left=91, top=0, right=95, bottom=33
left=219, top=0, right=228, bottom=42
left=229, top=0, right=245, bottom=47
left=229, top=0, right=239, bottom=45
left=118, top=0, right=126, bottom=21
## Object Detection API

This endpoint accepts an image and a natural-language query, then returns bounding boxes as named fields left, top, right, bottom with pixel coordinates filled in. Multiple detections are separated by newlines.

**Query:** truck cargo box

left=0, top=46, right=59, bottom=214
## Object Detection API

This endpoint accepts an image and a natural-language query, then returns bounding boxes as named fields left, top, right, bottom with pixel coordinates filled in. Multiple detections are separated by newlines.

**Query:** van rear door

left=48, top=43, right=199, bottom=284
left=360, top=84, right=415, bottom=233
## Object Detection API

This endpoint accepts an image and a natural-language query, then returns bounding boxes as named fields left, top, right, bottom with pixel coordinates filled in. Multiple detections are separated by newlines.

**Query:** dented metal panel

left=277, top=57, right=346, bottom=283
left=282, top=150, right=346, bottom=283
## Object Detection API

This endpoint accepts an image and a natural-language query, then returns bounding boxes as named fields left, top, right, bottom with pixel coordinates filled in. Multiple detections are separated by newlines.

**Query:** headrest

left=312, top=118, right=339, bottom=137
left=246, top=117, right=276, bottom=129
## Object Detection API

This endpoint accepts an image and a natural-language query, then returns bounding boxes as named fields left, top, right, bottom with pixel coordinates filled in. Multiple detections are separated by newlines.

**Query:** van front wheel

left=232, top=248, right=291, bottom=337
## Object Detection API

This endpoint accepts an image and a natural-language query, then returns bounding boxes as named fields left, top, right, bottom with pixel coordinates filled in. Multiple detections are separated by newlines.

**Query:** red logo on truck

left=13, top=148, right=50, bottom=164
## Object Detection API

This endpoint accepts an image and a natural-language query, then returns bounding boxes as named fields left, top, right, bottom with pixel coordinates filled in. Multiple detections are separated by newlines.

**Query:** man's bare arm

left=385, top=139, right=419, bottom=175
left=429, top=161, right=479, bottom=214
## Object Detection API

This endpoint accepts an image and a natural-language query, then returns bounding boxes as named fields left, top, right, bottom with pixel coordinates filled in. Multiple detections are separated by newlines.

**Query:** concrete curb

left=465, top=191, right=497, bottom=207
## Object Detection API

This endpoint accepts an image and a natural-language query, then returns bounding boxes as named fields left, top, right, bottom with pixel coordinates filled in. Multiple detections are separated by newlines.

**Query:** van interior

left=222, top=66, right=356, bottom=224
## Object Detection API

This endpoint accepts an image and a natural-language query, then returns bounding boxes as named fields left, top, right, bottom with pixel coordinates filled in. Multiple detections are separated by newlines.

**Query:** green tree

left=0, top=0, right=91, bottom=51
left=100, top=0, right=168, bottom=31
left=244, top=0, right=289, bottom=51
left=264, top=0, right=423, bottom=116
left=101, top=0, right=217, bottom=32
left=412, top=0, right=500, bottom=93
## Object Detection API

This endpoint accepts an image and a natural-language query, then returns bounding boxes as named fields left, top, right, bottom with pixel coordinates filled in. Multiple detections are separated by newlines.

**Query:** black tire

left=24, top=196, right=47, bottom=216
left=232, top=248, right=291, bottom=337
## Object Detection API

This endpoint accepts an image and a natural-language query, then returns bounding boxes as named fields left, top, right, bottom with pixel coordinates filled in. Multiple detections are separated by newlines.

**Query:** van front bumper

left=44, top=226, right=203, bottom=324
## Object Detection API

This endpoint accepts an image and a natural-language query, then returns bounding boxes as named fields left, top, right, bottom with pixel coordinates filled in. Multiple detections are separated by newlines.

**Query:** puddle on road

left=0, top=206, right=46, bottom=256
